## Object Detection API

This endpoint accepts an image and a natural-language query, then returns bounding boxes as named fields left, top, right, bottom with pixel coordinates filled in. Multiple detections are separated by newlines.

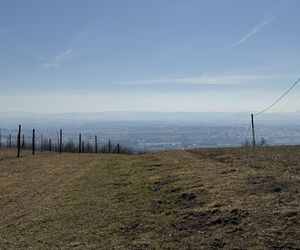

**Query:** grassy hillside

left=0, top=147, right=299, bottom=249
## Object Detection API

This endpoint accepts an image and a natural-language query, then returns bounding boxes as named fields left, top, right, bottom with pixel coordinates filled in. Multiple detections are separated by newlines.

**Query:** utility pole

left=251, top=113, right=256, bottom=147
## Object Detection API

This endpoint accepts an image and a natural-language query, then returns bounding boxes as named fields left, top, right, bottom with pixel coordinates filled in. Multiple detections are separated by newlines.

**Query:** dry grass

left=0, top=146, right=299, bottom=249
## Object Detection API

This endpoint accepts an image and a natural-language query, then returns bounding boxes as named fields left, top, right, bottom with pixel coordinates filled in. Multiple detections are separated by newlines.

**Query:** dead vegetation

left=0, top=146, right=299, bottom=249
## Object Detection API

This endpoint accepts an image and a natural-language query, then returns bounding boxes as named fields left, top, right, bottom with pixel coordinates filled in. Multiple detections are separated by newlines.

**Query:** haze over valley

left=1, top=111, right=300, bottom=151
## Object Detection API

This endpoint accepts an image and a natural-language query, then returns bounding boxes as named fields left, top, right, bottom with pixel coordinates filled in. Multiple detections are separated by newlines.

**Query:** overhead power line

left=243, top=77, right=300, bottom=146
left=254, top=77, right=300, bottom=116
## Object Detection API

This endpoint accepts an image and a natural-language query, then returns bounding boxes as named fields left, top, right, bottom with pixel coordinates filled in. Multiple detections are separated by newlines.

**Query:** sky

left=1, top=0, right=300, bottom=113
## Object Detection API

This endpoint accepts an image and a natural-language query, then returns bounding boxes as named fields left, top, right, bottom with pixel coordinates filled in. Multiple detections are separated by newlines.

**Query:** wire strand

left=276, top=94, right=300, bottom=113
left=254, top=77, right=300, bottom=116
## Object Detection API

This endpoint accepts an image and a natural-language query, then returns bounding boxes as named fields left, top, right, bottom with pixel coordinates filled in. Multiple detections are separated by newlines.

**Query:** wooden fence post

left=79, top=133, right=82, bottom=153
left=251, top=113, right=256, bottom=147
left=9, top=134, right=11, bottom=148
left=41, top=134, right=43, bottom=152
left=95, top=135, right=98, bottom=153
left=108, top=139, right=111, bottom=153
left=17, top=125, right=21, bottom=158
left=59, top=129, right=62, bottom=154
left=49, top=139, right=52, bottom=152
left=32, top=129, right=35, bottom=155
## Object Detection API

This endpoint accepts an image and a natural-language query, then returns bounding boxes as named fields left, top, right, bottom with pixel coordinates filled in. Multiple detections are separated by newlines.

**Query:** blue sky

left=1, top=0, right=300, bottom=113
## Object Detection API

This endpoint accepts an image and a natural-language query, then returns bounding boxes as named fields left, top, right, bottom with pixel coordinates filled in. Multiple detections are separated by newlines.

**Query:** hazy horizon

left=1, top=110, right=300, bottom=124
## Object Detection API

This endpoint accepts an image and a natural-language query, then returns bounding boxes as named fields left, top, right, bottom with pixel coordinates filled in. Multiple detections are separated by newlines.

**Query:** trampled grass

left=0, top=147, right=299, bottom=249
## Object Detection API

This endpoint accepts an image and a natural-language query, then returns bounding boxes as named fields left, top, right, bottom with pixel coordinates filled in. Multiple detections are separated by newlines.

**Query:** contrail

left=221, top=0, right=288, bottom=52
left=221, top=16, right=276, bottom=52
left=43, top=47, right=78, bottom=69
left=200, top=0, right=289, bottom=78
left=0, top=26, right=79, bottom=69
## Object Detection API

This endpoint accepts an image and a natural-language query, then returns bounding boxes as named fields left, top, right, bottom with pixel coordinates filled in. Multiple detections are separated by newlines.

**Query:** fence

left=0, top=125, right=138, bottom=158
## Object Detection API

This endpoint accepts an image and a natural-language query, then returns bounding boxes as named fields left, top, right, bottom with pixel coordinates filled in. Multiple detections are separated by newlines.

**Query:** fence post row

left=9, top=125, right=126, bottom=157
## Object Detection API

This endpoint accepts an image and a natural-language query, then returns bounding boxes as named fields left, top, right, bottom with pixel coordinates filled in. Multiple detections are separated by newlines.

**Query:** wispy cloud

left=221, top=16, right=276, bottom=52
left=0, top=26, right=80, bottom=69
left=198, top=0, right=289, bottom=78
left=15, top=44, right=80, bottom=69
left=221, top=0, right=288, bottom=52
left=19, top=45, right=80, bottom=69
left=42, top=47, right=80, bottom=69
left=119, top=74, right=296, bottom=86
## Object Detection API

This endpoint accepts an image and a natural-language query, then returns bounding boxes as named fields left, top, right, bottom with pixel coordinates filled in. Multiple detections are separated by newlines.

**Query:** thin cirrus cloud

left=119, top=74, right=296, bottom=86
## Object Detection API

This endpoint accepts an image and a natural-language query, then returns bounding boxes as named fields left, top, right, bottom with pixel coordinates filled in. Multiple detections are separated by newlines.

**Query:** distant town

left=1, top=112, right=300, bottom=152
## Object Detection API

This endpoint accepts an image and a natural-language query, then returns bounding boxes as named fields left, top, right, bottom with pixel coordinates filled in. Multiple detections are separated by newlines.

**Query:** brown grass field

left=0, top=146, right=299, bottom=249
